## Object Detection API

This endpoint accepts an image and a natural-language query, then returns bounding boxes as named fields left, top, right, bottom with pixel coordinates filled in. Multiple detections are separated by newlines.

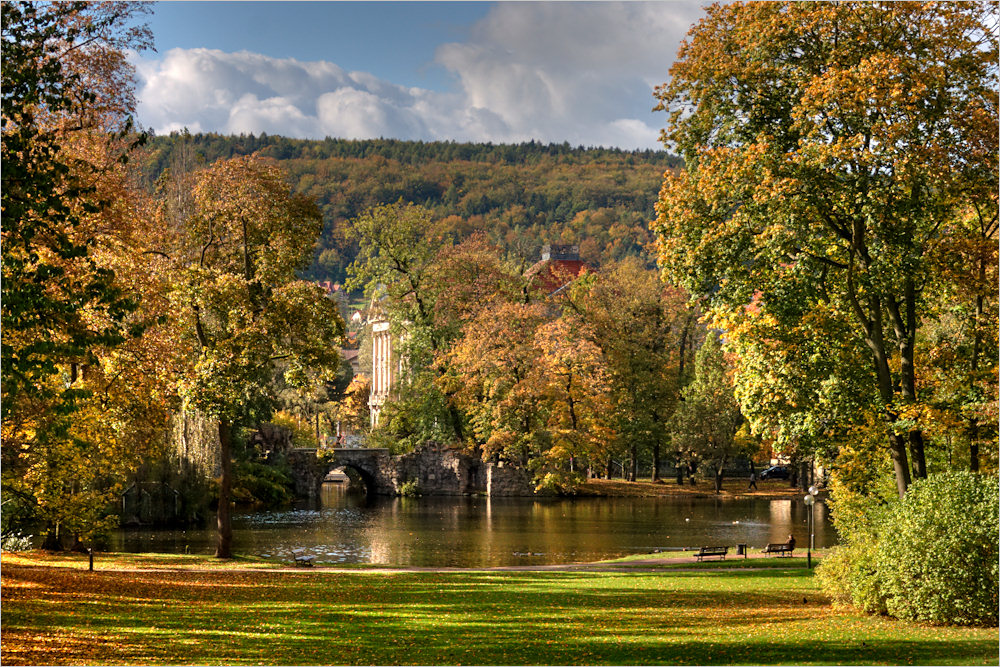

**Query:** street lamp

left=803, top=485, right=819, bottom=568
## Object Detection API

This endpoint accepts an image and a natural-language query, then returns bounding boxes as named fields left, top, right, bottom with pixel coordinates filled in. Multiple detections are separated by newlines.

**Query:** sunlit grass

left=2, top=552, right=996, bottom=665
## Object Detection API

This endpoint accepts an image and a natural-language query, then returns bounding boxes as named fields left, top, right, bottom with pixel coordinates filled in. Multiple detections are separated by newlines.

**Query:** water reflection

left=109, top=482, right=837, bottom=567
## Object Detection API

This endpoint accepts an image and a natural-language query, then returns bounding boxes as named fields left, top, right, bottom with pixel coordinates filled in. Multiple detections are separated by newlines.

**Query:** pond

left=107, top=483, right=836, bottom=567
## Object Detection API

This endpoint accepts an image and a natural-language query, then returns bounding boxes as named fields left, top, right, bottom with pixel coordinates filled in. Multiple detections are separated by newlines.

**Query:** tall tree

left=653, top=2, right=998, bottom=497
left=1, top=1, right=160, bottom=545
left=532, top=315, right=612, bottom=489
left=670, top=334, right=745, bottom=494
left=162, top=155, right=343, bottom=558
left=575, top=258, right=694, bottom=481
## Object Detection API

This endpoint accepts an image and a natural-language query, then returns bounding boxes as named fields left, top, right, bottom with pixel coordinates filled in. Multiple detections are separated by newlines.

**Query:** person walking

left=748, top=470, right=758, bottom=490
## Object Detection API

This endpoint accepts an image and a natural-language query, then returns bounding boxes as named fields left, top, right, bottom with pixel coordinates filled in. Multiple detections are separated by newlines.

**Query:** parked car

left=759, top=465, right=790, bottom=480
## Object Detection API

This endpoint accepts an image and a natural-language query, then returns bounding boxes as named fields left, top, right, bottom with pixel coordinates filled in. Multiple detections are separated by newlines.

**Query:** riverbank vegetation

left=2, top=553, right=997, bottom=666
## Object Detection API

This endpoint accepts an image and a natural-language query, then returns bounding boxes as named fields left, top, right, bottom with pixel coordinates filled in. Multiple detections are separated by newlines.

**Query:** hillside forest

left=140, top=132, right=681, bottom=283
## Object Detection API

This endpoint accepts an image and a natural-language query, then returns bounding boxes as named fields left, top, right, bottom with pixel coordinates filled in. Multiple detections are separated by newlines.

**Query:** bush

left=1, top=530, right=34, bottom=552
left=398, top=480, right=420, bottom=497
left=233, top=461, right=295, bottom=507
left=816, top=539, right=888, bottom=616
left=877, top=472, right=998, bottom=626
left=819, top=471, right=998, bottom=626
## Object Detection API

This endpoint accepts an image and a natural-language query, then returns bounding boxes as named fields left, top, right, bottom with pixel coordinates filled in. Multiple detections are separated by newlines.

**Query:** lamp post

left=803, top=485, right=818, bottom=568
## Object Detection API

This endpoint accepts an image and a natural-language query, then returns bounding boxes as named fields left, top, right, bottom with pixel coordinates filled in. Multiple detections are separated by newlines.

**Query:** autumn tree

left=653, top=2, right=998, bottom=497
left=1, top=1, right=167, bottom=546
left=670, top=334, right=745, bottom=493
left=448, top=302, right=550, bottom=465
left=161, top=156, right=343, bottom=558
left=574, top=258, right=695, bottom=481
left=348, top=207, right=526, bottom=451
left=531, top=315, right=612, bottom=490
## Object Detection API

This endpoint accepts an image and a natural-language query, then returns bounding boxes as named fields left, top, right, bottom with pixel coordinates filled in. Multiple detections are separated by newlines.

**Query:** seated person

left=786, top=534, right=796, bottom=551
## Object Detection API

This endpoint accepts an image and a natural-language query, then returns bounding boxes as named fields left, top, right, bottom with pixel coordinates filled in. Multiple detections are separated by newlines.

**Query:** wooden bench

left=762, top=543, right=794, bottom=557
left=696, top=546, right=728, bottom=561
left=293, top=553, right=316, bottom=567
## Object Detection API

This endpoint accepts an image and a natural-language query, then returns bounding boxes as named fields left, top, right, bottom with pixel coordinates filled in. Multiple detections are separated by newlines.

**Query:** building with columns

left=368, top=316, right=396, bottom=428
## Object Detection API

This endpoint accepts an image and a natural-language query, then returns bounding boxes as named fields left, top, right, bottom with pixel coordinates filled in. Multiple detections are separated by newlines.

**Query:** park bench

left=762, top=543, right=794, bottom=557
left=293, top=552, right=316, bottom=567
left=696, top=546, right=728, bottom=561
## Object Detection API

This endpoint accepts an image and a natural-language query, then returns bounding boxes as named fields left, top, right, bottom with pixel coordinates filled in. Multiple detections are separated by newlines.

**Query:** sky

left=136, top=1, right=709, bottom=150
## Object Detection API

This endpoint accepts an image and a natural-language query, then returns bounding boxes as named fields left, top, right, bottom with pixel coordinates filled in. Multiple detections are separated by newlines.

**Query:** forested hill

left=142, top=133, right=683, bottom=284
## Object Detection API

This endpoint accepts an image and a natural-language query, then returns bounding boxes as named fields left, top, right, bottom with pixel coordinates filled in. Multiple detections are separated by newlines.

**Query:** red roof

left=525, top=258, right=587, bottom=295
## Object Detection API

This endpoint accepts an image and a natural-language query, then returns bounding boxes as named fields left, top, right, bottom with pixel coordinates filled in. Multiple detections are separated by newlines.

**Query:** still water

left=109, top=483, right=836, bottom=567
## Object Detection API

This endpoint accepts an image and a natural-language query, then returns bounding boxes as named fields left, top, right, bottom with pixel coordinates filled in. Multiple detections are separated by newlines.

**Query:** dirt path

left=4, top=550, right=808, bottom=576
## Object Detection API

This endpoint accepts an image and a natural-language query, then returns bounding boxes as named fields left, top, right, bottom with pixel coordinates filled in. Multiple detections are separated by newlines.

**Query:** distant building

left=525, top=244, right=587, bottom=295
left=340, top=348, right=360, bottom=376
left=367, top=300, right=406, bottom=429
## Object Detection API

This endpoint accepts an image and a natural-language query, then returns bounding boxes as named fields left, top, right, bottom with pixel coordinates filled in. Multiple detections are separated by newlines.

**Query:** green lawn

left=2, top=553, right=996, bottom=665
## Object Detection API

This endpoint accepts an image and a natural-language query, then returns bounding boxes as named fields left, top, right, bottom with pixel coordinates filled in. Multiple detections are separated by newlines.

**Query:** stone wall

left=287, top=445, right=535, bottom=498
left=486, top=461, right=535, bottom=497
left=393, top=445, right=483, bottom=495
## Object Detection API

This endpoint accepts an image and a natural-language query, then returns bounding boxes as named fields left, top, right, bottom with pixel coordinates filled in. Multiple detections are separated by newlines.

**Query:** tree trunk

left=605, top=457, right=613, bottom=479
left=40, top=526, right=62, bottom=551
left=629, top=444, right=638, bottom=482
left=970, top=424, right=980, bottom=473
left=969, top=274, right=984, bottom=472
left=216, top=418, right=234, bottom=559
left=651, top=443, right=661, bottom=482
left=849, top=250, right=912, bottom=497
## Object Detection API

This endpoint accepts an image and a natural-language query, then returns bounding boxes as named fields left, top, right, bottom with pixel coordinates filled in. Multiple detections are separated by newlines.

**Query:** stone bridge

left=287, top=448, right=394, bottom=499
left=285, top=445, right=535, bottom=499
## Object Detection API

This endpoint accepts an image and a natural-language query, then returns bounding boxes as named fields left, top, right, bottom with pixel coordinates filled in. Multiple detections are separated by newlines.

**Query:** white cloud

left=135, top=2, right=705, bottom=149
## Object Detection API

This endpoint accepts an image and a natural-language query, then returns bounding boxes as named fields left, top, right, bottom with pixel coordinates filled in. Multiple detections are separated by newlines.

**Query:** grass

left=2, top=551, right=996, bottom=666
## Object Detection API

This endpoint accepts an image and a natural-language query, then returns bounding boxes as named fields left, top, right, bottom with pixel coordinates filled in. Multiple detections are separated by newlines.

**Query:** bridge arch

left=321, top=460, right=378, bottom=495
left=288, top=448, right=392, bottom=499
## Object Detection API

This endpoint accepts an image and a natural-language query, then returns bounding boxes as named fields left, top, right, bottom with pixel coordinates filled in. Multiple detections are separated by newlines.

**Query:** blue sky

left=136, top=2, right=707, bottom=149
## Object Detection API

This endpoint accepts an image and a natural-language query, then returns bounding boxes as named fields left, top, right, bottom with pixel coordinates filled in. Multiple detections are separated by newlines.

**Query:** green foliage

left=878, top=472, right=999, bottom=626
left=670, top=333, right=745, bottom=490
left=368, top=370, right=456, bottom=455
left=819, top=472, right=999, bottom=626
left=816, top=525, right=889, bottom=617
left=269, top=412, right=318, bottom=449
left=397, top=479, right=420, bottom=497
left=232, top=460, right=294, bottom=507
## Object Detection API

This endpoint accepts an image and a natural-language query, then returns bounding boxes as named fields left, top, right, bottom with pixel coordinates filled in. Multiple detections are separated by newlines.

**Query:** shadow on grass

left=2, top=565, right=996, bottom=666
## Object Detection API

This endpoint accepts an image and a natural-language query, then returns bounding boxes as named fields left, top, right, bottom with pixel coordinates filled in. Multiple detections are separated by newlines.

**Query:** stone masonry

left=287, top=445, right=534, bottom=499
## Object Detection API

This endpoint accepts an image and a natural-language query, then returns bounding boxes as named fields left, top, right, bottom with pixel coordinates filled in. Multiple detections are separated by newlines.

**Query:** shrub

left=398, top=479, right=420, bottom=497
left=816, top=539, right=888, bottom=616
left=1, top=530, right=34, bottom=552
left=270, top=412, right=318, bottom=449
left=877, top=472, right=998, bottom=626
left=233, top=461, right=295, bottom=507
left=819, top=471, right=999, bottom=626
